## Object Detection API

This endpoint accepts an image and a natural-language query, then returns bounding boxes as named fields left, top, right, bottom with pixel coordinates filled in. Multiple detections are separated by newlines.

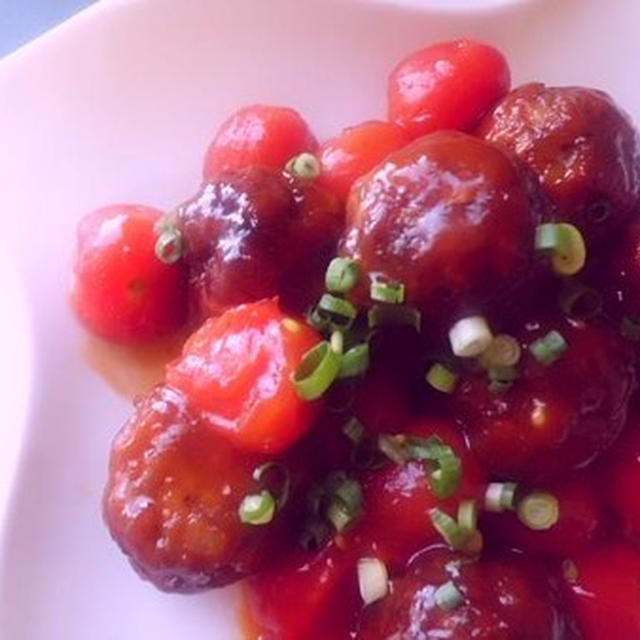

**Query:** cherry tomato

left=104, top=385, right=297, bottom=592
left=388, top=39, right=510, bottom=139
left=357, top=547, right=572, bottom=640
left=72, top=204, right=188, bottom=343
left=565, top=545, right=640, bottom=639
left=166, top=299, right=322, bottom=454
left=203, top=105, right=317, bottom=180
left=317, top=121, right=409, bottom=201
left=484, top=472, right=605, bottom=558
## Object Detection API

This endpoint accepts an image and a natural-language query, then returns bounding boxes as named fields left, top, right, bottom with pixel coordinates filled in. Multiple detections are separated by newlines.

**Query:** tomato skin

left=388, top=39, right=510, bottom=139
left=72, top=204, right=188, bottom=343
left=166, top=299, right=321, bottom=454
left=318, top=121, right=409, bottom=201
left=203, top=105, right=317, bottom=179
left=484, top=472, right=605, bottom=558
left=564, top=545, right=640, bottom=640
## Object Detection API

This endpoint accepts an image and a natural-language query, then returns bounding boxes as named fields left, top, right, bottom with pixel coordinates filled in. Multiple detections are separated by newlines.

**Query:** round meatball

left=104, top=385, right=296, bottom=592
left=178, top=166, right=342, bottom=318
left=456, top=313, right=635, bottom=481
left=356, top=547, right=572, bottom=640
left=342, top=131, right=540, bottom=323
left=478, top=83, right=640, bottom=244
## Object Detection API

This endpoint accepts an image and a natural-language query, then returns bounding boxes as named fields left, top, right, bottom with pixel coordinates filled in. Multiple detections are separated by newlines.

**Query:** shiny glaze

left=357, top=546, right=572, bottom=640
left=457, top=313, right=635, bottom=480
left=343, top=131, right=540, bottom=323
left=166, top=299, right=321, bottom=454
left=103, top=385, right=295, bottom=592
left=178, top=166, right=342, bottom=318
left=479, top=83, right=640, bottom=244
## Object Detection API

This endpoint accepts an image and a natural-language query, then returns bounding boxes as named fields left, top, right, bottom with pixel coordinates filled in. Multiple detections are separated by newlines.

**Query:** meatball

left=456, top=313, right=635, bottom=481
left=177, top=166, right=342, bottom=318
left=103, top=385, right=295, bottom=592
left=478, top=83, right=640, bottom=244
left=356, top=547, right=572, bottom=640
left=342, top=131, right=540, bottom=323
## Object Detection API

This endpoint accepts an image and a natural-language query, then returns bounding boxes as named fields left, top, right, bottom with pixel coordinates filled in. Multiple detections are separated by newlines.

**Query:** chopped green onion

left=621, top=316, right=640, bottom=341
left=252, top=462, right=291, bottom=508
left=426, top=363, right=458, bottom=394
left=559, top=283, right=602, bottom=319
left=299, top=519, right=331, bottom=551
left=484, top=482, right=519, bottom=513
left=285, top=152, right=321, bottom=179
left=368, top=304, right=421, bottom=331
left=377, top=434, right=409, bottom=465
left=449, top=316, right=493, bottom=358
left=429, top=507, right=470, bottom=550
left=530, top=330, right=568, bottom=365
left=338, top=343, right=370, bottom=378
left=479, top=334, right=521, bottom=368
left=535, top=222, right=586, bottom=276
left=517, top=492, right=560, bottom=530
left=330, top=330, right=344, bottom=354
left=461, top=530, right=484, bottom=555
left=357, top=558, right=389, bottom=605
left=307, top=306, right=329, bottom=332
left=342, top=417, right=366, bottom=445
left=326, top=500, right=355, bottom=532
left=370, top=281, right=405, bottom=304
left=318, top=293, right=358, bottom=330
left=292, top=340, right=342, bottom=400
left=325, top=257, right=360, bottom=293
left=429, top=450, right=462, bottom=499
left=238, top=490, right=276, bottom=525
left=434, top=580, right=464, bottom=611
left=324, top=475, right=363, bottom=532
left=457, top=500, right=478, bottom=533
left=155, top=229, right=183, bottom=264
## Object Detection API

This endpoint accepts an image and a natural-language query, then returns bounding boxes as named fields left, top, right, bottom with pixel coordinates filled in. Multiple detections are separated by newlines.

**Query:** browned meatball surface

left=478, top=83, right=640, bottom=243
left=342, top=131, right=540, bottom=324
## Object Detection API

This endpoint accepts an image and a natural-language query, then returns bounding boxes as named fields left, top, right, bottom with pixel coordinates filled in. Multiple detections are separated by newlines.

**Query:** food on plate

left=72, top=37, right=640, bottom=639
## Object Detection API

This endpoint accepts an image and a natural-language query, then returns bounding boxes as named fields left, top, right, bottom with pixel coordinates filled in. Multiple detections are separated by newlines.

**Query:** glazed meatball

left=478, top=83, right=640, bottom=243
left=103, top=385, right=295, bottom=592
left=456, top=313, right=635, bottom=481
left=356, top=547, right=572, bottom=640
left=342, top=131, right=540, bottom=323
left=177, top=166, right=342, bottom=318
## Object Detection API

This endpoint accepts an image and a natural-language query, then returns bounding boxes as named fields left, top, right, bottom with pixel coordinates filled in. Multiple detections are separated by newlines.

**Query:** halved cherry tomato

left=166, top=299, right=321, bottom=454
left=388, top=39, right=510, bottom=138
left=72, top=204, right=188, bottom=342
left=203, top=105, right=317, bottom=179
left=317, top=121, right=409, bottom=201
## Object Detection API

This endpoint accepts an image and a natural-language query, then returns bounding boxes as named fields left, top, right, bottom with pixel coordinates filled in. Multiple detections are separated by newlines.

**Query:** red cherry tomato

left=166, top=299, right=321, bottom=454
left=565, top=545, right=640, bottom=640
left=203, top=105, right=317, bottom=180
left=71, top=204, right=188, bottom=343
left=317, top=121, right=409, bottom=201
left=388, top=39, right=511, bottom=139
left=484, top=473, right=605, bottom=558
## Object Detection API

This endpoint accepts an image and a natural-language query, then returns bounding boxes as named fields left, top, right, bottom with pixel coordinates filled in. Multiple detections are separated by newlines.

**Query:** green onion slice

left=238, top=490, right=276, bottom=525
left=285, top=152, right=321, bottom=179
left=530, top=330, right=568, bottom=365
left=155, top=228, right=183, bottom=264
left=368, top=304, right=421, bottom=331
left=252, top=462, right=291, bottom=508
left=479, top=334, right=521, bottom=369
left=292, top=340, right=342, bottom=400
left=342, top=417, right=366, bottom=445
left=484, top=482, right=519, bottom=513
left=449, top=316, right=493, bottom=358
left=559, top=282, right=602, bottom=319
left=324, top=474, right=363, bottom=532
left=325, top=257, right=360, bottom=293
left=429, top=507, right=470, bottom=550
left=434, top=580, right=464, bottom=611
left=370, top=281, right=405, bottom=304
left=318, top=293, right=357, bottom=330
left=357, top=558, right=389, bottom=605
left=535, top=222, right=586, bottom=276
left=517, top=492, right=560, bottom=530
left=338, top=343, right=370, bottom=379
left=426, top=363, right=458, bottom=394
left=457, top=500, right=478, bottom=533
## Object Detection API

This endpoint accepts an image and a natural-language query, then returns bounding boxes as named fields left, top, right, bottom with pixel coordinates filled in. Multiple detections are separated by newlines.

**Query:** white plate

left=1, top=0, right=639, bottom=638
